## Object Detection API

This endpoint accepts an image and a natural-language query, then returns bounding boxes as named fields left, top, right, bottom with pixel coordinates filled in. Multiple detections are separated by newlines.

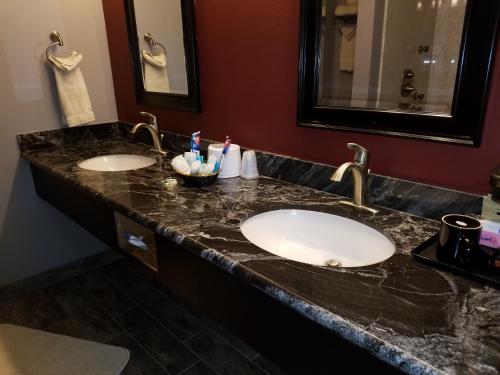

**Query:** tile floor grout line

left=101, top=263, right=265, bottom=367
left=183, top=327, right=269, bottom=374
left=50, top=271, right=187, bottom=375
left=48, top=275, right=129, bottom=345
left=175, top=359, right=202, bottom=375
left=107, top=329, right=173, bottom=375
left=87, top=271, right=202, bottom=375
left=0, top=258, right=286, bottom=374
left=251, top=355, right=276, bottom=375
left=143, top=278, right=264, bottom=362
left=46, top=287, right=77, bottom=322
left=45, top=271, right=155, bottom=369
left=126, top=303, right=205, bottom=363
left=103, top=305, right=173, bottom=375
left=202, top=323, right=261, bottom=362
left=144, top=279, right=263, bottom=362
left=71, top=279, right=174, bottom=374
left=182, top=329, right=204, bottom=343
left=99, top=267, right=208, bottom=345
left=96, top=269, right=222, bottom=372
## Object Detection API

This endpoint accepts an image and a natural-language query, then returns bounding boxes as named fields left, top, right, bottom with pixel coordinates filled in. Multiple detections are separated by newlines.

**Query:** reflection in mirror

left=133, top=0, right=188, bottom=95
left=318, top=0, right=466, bottom=116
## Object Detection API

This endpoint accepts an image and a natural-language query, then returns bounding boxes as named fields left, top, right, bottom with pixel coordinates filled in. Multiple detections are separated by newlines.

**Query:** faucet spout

left=331, top=162, right=355, bottom=182
left=330, top=144, right=378, bottom=214
left=331, top=162, right=367, bottom=207
left=130, top=121, right=166, bottom=155
left=130, top=122, right=148, bottom=134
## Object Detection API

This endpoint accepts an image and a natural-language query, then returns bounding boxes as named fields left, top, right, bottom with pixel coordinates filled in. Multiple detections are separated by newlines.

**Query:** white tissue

left=184, top=152, right=196, bottom=166
left=190, top=160, right=201, bottom=175
left=199, top=163, right=213, bottom=176
left=171, top=155, right=190, bottom=174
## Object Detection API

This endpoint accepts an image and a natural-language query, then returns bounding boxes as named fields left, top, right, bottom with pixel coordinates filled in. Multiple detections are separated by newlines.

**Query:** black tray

left=411, top=234, right=500, bottom=288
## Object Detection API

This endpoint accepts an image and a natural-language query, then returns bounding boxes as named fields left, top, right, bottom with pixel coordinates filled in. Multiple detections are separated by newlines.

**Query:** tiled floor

left=0, top=252, right=286, bottom=375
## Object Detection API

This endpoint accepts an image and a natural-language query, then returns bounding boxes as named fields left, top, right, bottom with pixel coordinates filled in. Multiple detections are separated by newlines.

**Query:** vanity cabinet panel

left=29, top=165, right=118, bottom=248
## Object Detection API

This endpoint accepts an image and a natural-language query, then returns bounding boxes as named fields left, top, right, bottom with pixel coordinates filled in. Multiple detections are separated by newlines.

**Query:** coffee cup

left=437, top=214, right=482, bottom=267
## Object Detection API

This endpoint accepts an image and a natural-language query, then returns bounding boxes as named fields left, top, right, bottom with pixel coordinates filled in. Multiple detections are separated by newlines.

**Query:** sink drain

left=325, top=259, right=341, bottom=268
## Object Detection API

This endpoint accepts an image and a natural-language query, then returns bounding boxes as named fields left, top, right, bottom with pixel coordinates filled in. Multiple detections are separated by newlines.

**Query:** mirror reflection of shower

left=318, top=0, right=467, bottom=116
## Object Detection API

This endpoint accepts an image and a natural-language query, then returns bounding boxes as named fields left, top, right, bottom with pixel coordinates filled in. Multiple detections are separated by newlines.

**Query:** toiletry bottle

left=482, top=164, right=500, bottom=222
left=191, top=131, right=201, bottom=156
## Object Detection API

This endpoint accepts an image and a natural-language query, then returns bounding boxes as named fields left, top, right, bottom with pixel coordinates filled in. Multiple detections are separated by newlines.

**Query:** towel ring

left=144, top=33, right=167, bottom=56
left=45, top=31, right=64, bottom=61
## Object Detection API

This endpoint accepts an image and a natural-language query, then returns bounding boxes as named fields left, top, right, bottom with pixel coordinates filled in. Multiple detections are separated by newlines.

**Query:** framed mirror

left=298, top=0, right=500, bottom=146
left=124, top=0, right=201, bottom=112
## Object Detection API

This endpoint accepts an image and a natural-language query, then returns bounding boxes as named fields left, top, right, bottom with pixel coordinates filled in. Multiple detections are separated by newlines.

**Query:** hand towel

left=141, top=51, right=170, bottom=93
left=48, top=51, right=95, bottom=127
left=339, top=25, right=356, bottom=72
left=335, top=4, right=358, bottom=17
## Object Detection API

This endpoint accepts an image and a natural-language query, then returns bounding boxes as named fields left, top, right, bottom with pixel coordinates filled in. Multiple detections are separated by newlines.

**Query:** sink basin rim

left=240, top=209, right=395, bottom=268
left=77, top=154, right=156, bottom=172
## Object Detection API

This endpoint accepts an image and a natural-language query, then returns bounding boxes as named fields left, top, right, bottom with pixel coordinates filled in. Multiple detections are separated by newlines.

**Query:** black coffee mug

left=437, top=214, right=482, bottom=267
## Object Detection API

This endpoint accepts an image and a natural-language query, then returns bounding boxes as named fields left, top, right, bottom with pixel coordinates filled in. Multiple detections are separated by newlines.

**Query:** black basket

left=175, top=171, right=219, bottom=187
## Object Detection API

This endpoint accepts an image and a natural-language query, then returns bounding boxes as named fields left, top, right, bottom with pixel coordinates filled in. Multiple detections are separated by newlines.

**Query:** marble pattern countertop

left=21, top=138, right=500, bottom=375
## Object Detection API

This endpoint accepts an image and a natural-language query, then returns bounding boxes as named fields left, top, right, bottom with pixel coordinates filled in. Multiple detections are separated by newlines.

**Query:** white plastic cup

left=208, top=144, right=241, bottom=178
left=241, top=150, right=259, bottom=179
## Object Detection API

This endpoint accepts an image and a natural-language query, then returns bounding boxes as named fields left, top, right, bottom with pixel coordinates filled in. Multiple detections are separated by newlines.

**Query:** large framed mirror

left=298, top=0, right=500, bottom=145
left=124, top=0, right=201, bottom=112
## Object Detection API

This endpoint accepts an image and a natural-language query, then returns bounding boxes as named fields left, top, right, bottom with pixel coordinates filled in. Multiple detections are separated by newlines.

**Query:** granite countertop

left=21, top=138, right=500, bottom=375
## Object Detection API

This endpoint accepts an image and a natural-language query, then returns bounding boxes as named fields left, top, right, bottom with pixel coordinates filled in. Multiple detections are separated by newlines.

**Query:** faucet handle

left=140, top=112, right=157, bottom=128
left=347, top=143, right=370, bottom=172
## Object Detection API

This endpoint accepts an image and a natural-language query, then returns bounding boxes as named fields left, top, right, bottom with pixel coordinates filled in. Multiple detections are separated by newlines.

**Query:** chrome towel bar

left=45, top=31, right=64, bottom=61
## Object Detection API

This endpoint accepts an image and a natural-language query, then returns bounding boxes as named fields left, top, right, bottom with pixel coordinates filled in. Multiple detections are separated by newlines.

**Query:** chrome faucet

left=330, top=143, right=378, bottom=214
left=130, top=112, right=166, bottom=155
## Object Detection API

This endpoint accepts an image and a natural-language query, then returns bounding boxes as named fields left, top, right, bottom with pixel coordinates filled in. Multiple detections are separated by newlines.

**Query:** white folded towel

left=48, top=51, right=95, bottom=127
left=141, top=51, right=170, bottom=93
left=335, top=4, right=358, bottom=17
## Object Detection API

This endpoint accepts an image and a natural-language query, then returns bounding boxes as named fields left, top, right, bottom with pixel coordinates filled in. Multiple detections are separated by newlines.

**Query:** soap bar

left=480, top=219, right=500, bottom=249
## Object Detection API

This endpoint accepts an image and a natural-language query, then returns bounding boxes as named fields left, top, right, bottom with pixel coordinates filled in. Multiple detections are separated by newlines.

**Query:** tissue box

left=480, top=219, right=500, bottom=249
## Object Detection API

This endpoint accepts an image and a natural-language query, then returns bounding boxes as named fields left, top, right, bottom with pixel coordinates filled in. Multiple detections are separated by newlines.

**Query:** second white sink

left=240, top=209, right=395, bottom=268
left=78, top=154, right=156, bottom=172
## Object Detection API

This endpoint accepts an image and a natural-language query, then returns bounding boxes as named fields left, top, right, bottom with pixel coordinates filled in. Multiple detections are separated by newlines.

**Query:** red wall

left=102, top=0, right=500, bottom=195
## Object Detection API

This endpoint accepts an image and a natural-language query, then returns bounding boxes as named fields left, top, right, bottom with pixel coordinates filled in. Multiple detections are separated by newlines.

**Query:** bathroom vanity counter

left=19, top=133, right=500, bottom=375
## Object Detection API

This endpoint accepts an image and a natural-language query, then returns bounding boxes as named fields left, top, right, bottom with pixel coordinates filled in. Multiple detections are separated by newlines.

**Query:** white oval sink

left=240, top=209, right=395, bottom=268
left=77, top=154, right=156, bottom=172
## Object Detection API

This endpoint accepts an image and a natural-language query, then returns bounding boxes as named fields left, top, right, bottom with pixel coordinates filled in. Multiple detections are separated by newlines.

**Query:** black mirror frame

left=124, top=0, right=201, bottom=112
left=297, top=0, right=500, bottom=146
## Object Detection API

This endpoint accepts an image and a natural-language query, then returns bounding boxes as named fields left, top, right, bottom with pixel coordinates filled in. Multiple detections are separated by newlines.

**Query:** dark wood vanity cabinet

left=30, top=165, right=118, bottom=247
left=154, top=235, right=402, bottom=375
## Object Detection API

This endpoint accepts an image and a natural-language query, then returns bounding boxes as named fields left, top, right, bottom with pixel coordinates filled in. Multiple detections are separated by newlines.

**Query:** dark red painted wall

left=102, top=0, right=500, bottom=194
